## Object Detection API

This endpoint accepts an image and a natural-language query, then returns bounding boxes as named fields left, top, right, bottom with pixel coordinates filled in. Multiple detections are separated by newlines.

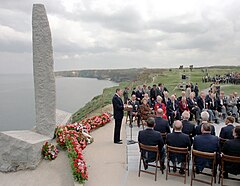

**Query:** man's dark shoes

left=129, top=124, right=133, bottom=128
left=179, top=168, right=185, bottom=175
left=173, top=166, right=177, bottom=173
left=114, top=141, right=123, bottom=144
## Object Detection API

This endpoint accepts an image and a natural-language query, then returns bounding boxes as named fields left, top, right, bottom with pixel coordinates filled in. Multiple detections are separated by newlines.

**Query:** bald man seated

left=193, top=123, right=220, bottom=173
left=166, top=120, right=191, bottom=174
left=154, top=108, right=171, bottom=134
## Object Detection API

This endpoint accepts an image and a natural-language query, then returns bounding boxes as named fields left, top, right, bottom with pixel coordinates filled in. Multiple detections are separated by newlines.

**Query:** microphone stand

left=127, top=108, right=137, bottom=145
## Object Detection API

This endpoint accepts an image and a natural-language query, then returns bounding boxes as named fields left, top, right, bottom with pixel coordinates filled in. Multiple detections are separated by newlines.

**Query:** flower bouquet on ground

left=42, top=142, right=59, bottom=160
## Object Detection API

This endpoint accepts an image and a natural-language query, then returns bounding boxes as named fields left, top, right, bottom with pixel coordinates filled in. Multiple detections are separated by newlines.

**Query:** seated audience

left=187, top=92, right=200, bottom=124
left=138, top=117, right=165, bottom=169
left=166, top=120, right=191, bottom=174
left=193, top=123, right=220, bottom=173
left=167, top=94, right=180, bottom=127
left=163, top=91, right=170, bottom=105
left=206, top=93, right=219, bottom=123
left=154, top=96, right=167, bottom=119
left=219, top=116, right=235, bottom=140
left=179, top=96, right=189, bottom=116
left=139, top=98, right=152, bottom=121
left=217, top=91, right=228, bottom=120
left=197, top=91, right=207, bottom=112
left=128, top=94, right=140, bottom=127
left=227, top=93, right=239, bottom=122
left=222, top=126, right=240, bottom=177
left=181, top=111, right=196, bottom=144
left=196, top=111, right=216, bottom=136
left=154, top=108, right=171, bottom=134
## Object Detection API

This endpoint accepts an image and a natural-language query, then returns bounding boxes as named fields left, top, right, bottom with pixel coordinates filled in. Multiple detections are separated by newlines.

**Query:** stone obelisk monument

left=32, top=4, right=56, bottom=137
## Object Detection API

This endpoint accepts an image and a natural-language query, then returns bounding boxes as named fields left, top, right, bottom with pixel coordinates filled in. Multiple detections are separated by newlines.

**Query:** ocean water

left=0, top=74, right=117, bottom=131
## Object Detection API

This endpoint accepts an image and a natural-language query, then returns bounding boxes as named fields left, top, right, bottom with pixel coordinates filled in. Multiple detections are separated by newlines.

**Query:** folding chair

left=191, top=149, right=217, bottom=186
left=160, top=133, right=167, bottom=144
left=218, top=154, right=240, bottom=186
left=138, top=143, right=164, bottom=181
left=166, top=145, right=190, bottom=184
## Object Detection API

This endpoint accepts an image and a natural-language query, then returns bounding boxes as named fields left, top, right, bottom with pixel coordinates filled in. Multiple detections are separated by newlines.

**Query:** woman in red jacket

left=154, top=96, right=167, bottom=119
left=179, top=96, right=189, bottom=116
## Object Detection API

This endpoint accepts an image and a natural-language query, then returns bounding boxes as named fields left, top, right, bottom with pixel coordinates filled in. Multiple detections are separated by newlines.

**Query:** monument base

left=0, top=130, right=51, bottom=172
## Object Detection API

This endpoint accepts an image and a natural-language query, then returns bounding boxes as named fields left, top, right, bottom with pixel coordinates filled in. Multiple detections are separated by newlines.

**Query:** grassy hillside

left=71, top=66, right=240, bottom=123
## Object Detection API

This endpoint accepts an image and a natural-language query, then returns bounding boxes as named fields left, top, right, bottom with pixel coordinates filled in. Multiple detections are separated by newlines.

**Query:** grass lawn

left=72, top=66, right=240, bottom=122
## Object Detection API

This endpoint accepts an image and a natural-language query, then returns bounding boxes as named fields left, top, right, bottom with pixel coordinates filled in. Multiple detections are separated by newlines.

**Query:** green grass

left=72, top=66, right=240, bottom=122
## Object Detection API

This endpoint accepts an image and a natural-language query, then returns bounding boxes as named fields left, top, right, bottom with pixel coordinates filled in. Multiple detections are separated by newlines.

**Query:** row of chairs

left=138, top=143, right=240, bottom=185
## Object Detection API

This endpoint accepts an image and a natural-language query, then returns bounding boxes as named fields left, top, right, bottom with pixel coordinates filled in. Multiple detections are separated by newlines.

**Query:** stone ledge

left=0, top=130, right=51, bottom=172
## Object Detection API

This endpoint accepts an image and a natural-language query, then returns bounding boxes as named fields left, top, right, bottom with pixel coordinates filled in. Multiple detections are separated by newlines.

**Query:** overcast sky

left=0, top=0, right=240, bottom=74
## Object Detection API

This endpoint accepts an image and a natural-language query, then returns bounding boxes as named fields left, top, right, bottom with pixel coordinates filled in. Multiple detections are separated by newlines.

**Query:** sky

left=0, top=0, right=240, bottom=74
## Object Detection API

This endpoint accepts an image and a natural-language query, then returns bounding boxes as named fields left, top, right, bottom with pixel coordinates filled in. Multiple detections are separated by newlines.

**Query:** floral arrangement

left=81, top=112, right=111, bottom=130
left=55, top=112, right=111, bottom=184
left=42, top=141, right=59, bottom=160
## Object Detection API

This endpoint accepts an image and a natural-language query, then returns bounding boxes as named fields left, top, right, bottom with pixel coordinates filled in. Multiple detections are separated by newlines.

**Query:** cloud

left=1, top=0, right=240, bottom=74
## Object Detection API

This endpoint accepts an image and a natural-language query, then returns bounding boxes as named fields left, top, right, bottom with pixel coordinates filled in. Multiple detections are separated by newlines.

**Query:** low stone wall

left=0, top=130, right=51, bottom=172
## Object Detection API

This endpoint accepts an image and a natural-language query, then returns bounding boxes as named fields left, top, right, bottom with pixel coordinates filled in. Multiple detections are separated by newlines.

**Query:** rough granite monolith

left=32, top=4, right=56, bottom=137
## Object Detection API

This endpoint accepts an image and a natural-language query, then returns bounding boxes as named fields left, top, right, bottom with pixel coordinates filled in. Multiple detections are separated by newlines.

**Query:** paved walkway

left=84, top=118, right=126, bottom=186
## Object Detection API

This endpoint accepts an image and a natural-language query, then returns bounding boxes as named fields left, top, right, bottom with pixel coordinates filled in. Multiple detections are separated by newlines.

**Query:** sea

left=0, top=74, right=117, bottom=131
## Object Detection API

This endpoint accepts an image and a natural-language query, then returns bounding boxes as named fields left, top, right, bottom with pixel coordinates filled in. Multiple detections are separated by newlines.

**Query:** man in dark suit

left=128, top=94, right=140, bottom=127
left=150, top=84, right=157, bottom=103
left=181, top=111, right=196, bottom=144
left=135, top=86, right=143, bottom=103
left=154, top=108, right=171, bottom=134
left=112, top=88, right=124, bottom=144
left=138, top=117, right=165, bottom=169
left=196, top=111, right=216, bottom=135
left=167, top=94, right=180, bottom=127
left=187, top=92, right=200, bottom=124
left=166, top=120, right=191, bottom=174
left=193, top=123, right=220, bottom=173
left=219, top=116, right=235, bottom=140
left=222, top=126, right=240, bottom=177
left=197, top=91, right=207, bottom=111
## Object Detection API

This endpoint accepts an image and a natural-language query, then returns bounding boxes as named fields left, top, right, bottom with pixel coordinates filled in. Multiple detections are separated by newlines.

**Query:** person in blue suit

left=222, top=126, right=240, bottom=177
left=138, top=117, right=165, bottom=170
left=193, top=123, right=220, bottom=173
left=219, top=116, right=235, bottom=140
left=112, top=88, right=124, bottom=144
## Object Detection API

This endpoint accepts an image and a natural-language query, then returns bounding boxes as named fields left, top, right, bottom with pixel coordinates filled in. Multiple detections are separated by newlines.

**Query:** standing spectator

left=123, top=87, right=129, bottom=104
left=150, top=84, right=157, bottom=105
left=136, top=86, right=143, bottom=102
left=194, top=83, right=199, bottom=97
